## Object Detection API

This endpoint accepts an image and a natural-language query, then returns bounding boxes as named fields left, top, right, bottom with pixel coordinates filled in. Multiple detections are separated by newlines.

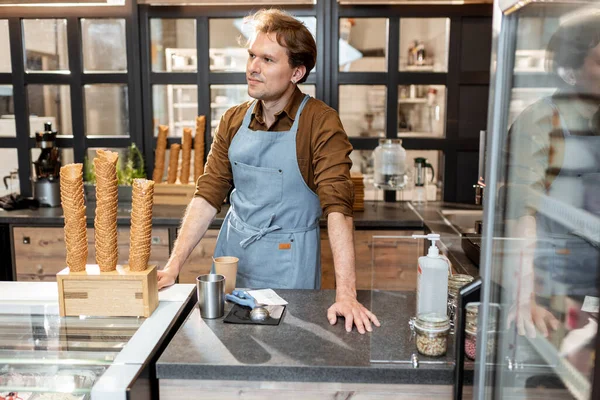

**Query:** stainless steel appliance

left=33, top=122, right=61, bottom=207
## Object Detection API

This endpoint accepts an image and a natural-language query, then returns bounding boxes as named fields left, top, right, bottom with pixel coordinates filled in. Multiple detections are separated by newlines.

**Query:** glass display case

left=476, top=0, right=600, bottom=399
left=0, top=283, right=195, bottom=400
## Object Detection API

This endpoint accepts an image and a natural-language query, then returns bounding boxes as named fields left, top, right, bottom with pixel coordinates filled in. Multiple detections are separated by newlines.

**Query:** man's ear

left=557, top=67, right=577, bottom=86
left=292, top=65, right=307, bottom=83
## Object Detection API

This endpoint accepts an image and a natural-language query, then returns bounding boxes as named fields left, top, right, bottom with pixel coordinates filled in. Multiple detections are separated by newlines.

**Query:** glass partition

left=153, top=84, right=197, bottom=137
left=477, top=2, right=600, bottom=399
left=398, top=84, right=446, bottom=137
left=84, top=84, right=129, bottom=137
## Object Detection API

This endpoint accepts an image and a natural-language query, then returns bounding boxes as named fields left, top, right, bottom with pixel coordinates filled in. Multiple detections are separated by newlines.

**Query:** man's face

left=246, top=32, right=296, bottom=101
left=578, top=42, right=600, bottom=96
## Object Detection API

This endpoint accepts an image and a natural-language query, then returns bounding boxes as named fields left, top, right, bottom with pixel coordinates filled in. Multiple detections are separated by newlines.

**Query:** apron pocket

left=226, top=220, right=296, bottom=288
left=232, top=161, right=283, bottom=206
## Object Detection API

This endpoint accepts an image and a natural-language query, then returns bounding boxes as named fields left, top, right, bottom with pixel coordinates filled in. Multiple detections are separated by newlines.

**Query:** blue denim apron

left=533, top=99, right=600, bottom=298
left=214, top=95, right=322, bottom=289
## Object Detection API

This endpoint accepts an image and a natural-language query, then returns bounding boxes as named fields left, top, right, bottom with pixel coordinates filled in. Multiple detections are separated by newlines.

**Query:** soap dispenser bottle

left=412, top=234, right=451, bottom=316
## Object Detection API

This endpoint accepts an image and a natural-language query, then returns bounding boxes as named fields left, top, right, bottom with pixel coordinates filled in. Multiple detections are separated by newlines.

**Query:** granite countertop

left=0, top=201, right=425, bottom=230
left=157, top=290, right=464, bottom=385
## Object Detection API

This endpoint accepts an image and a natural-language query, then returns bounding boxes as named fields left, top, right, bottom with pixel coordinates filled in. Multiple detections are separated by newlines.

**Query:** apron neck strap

left=241, top=95, right=311, bottom=131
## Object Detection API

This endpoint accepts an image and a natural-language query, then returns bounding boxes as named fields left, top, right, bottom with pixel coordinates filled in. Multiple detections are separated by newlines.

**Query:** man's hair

left=245, top=9, right=316, bottom=84
left=546, top=13, right=600, bottom=74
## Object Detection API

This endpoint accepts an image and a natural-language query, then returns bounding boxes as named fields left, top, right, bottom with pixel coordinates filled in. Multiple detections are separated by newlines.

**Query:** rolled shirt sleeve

left=312, top=108, right=355, bottom=218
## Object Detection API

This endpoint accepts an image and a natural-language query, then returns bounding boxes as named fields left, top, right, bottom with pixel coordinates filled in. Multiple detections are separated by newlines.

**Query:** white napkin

left=247, top=289, right=288, bottom=306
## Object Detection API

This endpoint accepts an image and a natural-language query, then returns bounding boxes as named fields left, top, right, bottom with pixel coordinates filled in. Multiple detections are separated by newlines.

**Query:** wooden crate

left=153, top=183, right=196, bottom=205
left=56, top=265, right=159, bottom=317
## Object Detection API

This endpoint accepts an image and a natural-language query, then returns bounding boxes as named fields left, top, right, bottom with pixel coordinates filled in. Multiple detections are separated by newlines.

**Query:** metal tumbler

left=196, top=274, right=225, bottom=319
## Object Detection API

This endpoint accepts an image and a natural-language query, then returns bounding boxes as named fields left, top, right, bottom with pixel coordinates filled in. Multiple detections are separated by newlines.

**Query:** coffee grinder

left=33, top=122, right=61, bottom=207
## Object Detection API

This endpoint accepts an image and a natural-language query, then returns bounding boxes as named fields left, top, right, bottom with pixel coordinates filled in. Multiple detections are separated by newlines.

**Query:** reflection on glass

left=0, top=85, right=15, bottom=137
left=0, top=20, right=10, bottom=72
left=84, top=84, right=129, bottom=137
left=151, top=19, right=196, bottom=73
left=209, top=17, right=316, bottom=73
left=399, top=18, right=449, bottom=72
left=27, top=85, right=72, bottom=136
left=339, top=85, right=386, bottom=138
left=484, top=8, right=600, bottom=399
left=0, top=148, right=18, bottom=197
left=82, top=19, right=127, bottom=73
left=23, top=19, right=69, bottom=72
left=153, top=84, right=197, bottom=137
left=514, top=16, right=559, bottom=74
left=350, top=149, right=442, bottom=202
left=398, top=85, right=446, bottom=137
left=339, top=18, right=387, bottom=72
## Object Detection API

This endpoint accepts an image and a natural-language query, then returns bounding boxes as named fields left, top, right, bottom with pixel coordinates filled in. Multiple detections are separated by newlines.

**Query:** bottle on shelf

left=416, top=41, right=426, bottom=66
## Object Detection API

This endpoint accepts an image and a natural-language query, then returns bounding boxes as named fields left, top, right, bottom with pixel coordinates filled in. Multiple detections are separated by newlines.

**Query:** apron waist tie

left=240, top=213, right=282, bottom=249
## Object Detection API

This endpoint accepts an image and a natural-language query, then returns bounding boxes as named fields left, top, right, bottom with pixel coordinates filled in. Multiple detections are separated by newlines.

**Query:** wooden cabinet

left=13, top=226, right=170, bottom=282
left=321, top=230, right=424, bottom=290
left=178, top=229, right=219, bottom=284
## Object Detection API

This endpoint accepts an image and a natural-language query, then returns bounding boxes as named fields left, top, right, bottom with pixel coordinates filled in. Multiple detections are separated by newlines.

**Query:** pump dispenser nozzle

left=412, top=233, right=441, bottom=257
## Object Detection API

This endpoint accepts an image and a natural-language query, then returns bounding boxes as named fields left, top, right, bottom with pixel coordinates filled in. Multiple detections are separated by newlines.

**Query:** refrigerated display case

left=475, top=0, right=600, bottom=399
left=0, top=283, right=195, bottom=399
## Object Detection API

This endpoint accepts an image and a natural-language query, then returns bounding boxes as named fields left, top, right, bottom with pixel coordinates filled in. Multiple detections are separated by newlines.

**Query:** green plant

left=83, top=156, right=96, bottom=184
left=83, top=143, right=145, bottom=186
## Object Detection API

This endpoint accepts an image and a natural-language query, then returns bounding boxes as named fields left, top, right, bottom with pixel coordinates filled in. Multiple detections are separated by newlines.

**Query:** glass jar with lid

left=464, top=302, right=499, bottom=360
left=447, top=274, right=475, bottom=329
left=373, top=139, right=407, bottom=189
left=414, top=313, right=450, bottom=357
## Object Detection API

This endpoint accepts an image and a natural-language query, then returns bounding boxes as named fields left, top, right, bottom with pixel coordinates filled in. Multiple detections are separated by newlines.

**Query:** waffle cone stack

left=180, top=127, right=192, bottom=184
left=94, top=150, right=119, bottom=272
left=129, top=179, right=155, bottom=272
left=167, top=144, right=181, bottom=184
left=194, top=116, right=206, bottom=182
left=152, top=125, right=169, bottom=183
left=60, top=164, right=88, bottom=272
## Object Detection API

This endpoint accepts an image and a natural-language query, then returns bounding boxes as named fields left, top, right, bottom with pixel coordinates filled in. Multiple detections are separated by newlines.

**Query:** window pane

left=0, top=148, right=18, bottom=197
left=339, top=18, right=387, bottom=72
left=0, top=85, right=15, bottom=137
left=84, top=84, right=129, bottom=137
left=298, top=84, right=315, bottom=98
left=29, top=147, right=75, bottom=182
left=339, top=85, right=386, bottom=138
left=23, top=19, right=68, bottom=73
left=350, top=149, right=443, bottom=202
left=0, top=20, right=10, bottom=73
left=400, top=18, right=449, bottom=72
left=210, top=17, right=316, bottom=73
left=151, top=19, right=196, bottom=73
left=153, top=84, right=197, bottom=138
left=210, top=84, right=251, bottom=135
left=82, top=19, right=127, bottom=73
left=398, top=85, right=446, bottom=138
left=27, top=85, right=72, bottom=136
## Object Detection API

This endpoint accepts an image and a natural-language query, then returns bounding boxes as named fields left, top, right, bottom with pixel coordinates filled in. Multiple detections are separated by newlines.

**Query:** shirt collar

left=252, top=86, right=305, bottom=125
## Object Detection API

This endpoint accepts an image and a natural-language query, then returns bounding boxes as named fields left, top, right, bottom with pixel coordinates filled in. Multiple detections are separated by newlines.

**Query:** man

left=158, top=9, right=380, bottom=334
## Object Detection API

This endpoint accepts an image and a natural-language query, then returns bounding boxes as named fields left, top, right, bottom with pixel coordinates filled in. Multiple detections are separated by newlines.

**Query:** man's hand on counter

left=327, top=293, right=381, bottom=334
left=158, top=267, right=178, bottom=290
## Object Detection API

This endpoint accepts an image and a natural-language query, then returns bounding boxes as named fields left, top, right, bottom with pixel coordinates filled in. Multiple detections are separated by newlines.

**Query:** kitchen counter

left=157, top=290, right=463, bottom=386
left=0, top=200, right=424, bottom=230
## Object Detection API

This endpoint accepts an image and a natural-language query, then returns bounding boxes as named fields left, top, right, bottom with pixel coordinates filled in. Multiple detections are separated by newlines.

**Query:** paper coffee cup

left=213, top=256, right=238, bottom=294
